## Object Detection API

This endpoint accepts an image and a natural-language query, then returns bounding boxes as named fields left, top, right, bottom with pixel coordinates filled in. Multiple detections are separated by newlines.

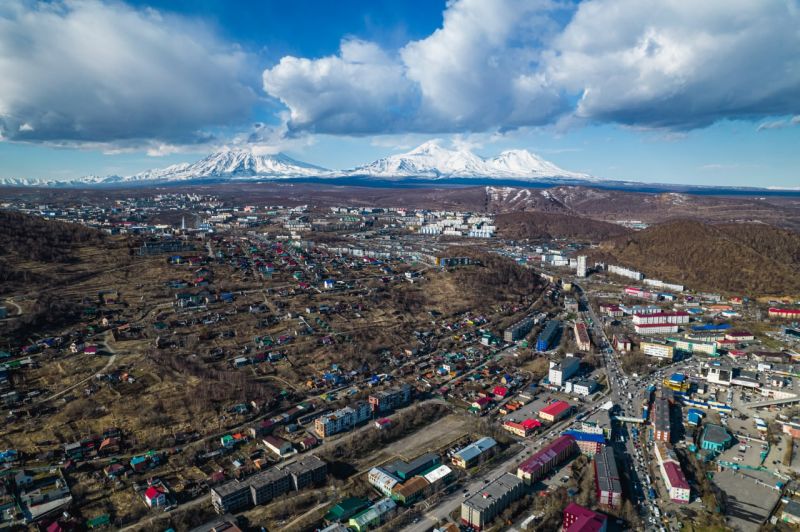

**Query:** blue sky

left=1, top=0, right=799, bottom=187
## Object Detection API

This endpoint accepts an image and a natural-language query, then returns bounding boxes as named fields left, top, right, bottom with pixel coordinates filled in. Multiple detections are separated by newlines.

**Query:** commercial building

left=460, top=473, right=524, bottom=531
left=536, top=320, right=562, bottom=351
left=391, top=476, right=429, bottom=505
left=563, top=430, right=605, bottom=457
left=452, top=437, right=497, bottom=469
left=570, top=379, right=599, bottom=397
left=653, top=397, right=671, bottom=442
left=634, top=323, right=679, bottom=335
left=504, top=316, right=534, bottom=343
left=384, top=453, right=440, bottom=481
left=539, top=400, right=573, bottom=423
left=368, top=468, right=399, bottom=497
left=315, top=402, right=371, bottom=438
left=348, top=497, right=396, bottom=532
left=654, top=443, right=690, bottom=503
left=600, top=304, right=624, bottom=318
left=503, top=419, right=542, bottom=438
left=594, top=446, right=622, bottom=508
left=612, top=334, right=632, bottom=351
left=517, top=435, right=577, bottom=484
left=700, top=424, right=732, bottom=453
left=549, top=356, right=580, bottom=386
left=368, top=384, right=412, bottom=414
left=640, top=339, right=675, bottom=360
left=574, top=322, right=592, bottom=351
left=661, top=461, right=690, bottom=503
left=562, top=503, right=608, bottom=532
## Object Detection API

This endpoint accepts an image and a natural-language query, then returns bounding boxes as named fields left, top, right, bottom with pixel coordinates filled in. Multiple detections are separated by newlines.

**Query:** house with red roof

left=492, top=386, right=509, bottom=401
left=144, top=485, right=167, bottom=508
left=471, top=396, right=491, bottom=411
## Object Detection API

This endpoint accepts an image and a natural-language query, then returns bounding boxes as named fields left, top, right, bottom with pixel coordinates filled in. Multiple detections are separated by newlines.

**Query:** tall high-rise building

left=576, top=255, right=588, bottom=278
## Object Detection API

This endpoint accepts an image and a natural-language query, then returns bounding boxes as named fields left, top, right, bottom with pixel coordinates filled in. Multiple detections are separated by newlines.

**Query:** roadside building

left=640, top=339, right=675, bottom=361
left=661, top=461, right=690, bottom=503
left=460, top=473, right=524, bottom=531
left=263, top=435, right=294, bottom=458
left=539, top=400, right=572, bottom=423
left=368, top=468, right=399, bottom=497
left=612, top=334, right=631, bottom=352
left=324, top=497, right=371, bottom=524
left=700, top=424, right=732, bottom=453
left=385, top=453, right=440, bottom=481
left=769, top=308, right=800, bottom=320
left=549, top=356, right=580, bottom=386
left=314, top=402, right=371, bottom=438
left=391, top=476, right=429, bottom=505
left=653, top=397, right=671, bottom=442
left=562, top=503, right=608, bottom=532
left=634, top=323, right=679, bottom=335
left=516, top=435, right=577, bottom=484
left=632, top=312, right=690, bottom=325
left=537, top=320, right=562, bottom=351
left=452, top=437, right=497, bottom=469
left=210, top=482, right=251, bottom=514
left=368, top=384, right=412, bottom=414
left=594, top=446, right=622, bottom=508
left=781, top=500, right=800, bottom=525
left=503, top=419, right=541, bottom=438
left=571, top=379, right=599, bottom=397
left=563, top=430, right=605, bottom=457
left=348, top=497, right=396, bottom=532
left=504, top=316, right=534, bottom=343
left=574, top=322, right=592, bottom=351
left=654, top=443, right=690, bottom=503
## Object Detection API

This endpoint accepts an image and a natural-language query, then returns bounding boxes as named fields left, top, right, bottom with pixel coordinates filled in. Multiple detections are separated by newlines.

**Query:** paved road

left=576, top=281, right=655, bottom=529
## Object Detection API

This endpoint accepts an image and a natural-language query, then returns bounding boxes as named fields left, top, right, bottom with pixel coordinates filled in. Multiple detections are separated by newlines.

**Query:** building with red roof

left=516, top=435, right=577, bottom=484
left=769, top=308, right=800, bottom=319
left=562, top=503, right=608, bottom=532
left=492, top=386, right=509, bottom=400
left=502, top=418, right=541, bottom=438
left=144, top=485, right=167, bottom=507
left=539, top=400, right=572, bottom=423
left=662, top=461, right=690, bottom=503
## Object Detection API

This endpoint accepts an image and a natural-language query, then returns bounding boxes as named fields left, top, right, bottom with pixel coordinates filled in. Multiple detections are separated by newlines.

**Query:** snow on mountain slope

left=107, top=149, right=329, bottom=183
left=348, top=141, right=591, bottom=180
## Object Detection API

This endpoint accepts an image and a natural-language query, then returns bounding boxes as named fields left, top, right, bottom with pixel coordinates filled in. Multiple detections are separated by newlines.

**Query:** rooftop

left=462, top=473, right=522, bottom=511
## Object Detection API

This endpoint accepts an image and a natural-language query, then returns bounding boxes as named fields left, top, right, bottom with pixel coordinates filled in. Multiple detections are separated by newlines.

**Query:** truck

left=648, top=487, right=656, bottom=500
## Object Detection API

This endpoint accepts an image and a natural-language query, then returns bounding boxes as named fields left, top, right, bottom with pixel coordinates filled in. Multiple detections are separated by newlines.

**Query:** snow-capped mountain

left=348, top=141, right=592, bottom=180
left=0, top=149, right=329, bottom=187
left=103, top=149, right=329, bottom=184
left=0, top=142, right=594, bottom=187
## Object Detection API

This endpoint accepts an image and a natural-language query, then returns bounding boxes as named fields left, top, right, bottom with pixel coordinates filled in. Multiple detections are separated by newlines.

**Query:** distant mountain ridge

left=346, top=141, right=591, bottom=180
left=0, top=142, right=592, bottom=187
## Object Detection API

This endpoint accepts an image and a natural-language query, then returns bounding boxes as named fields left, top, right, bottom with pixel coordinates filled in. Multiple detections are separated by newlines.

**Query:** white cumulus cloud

left=0, top=0, right=257, bottom=147
left=263, top=0, right=800, bottom=136
left=546, top=0, right=800, bottom=129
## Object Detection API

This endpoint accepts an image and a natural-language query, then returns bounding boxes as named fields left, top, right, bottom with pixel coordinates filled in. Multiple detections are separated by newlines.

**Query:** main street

left=576, top=280, right=659, bottom=530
